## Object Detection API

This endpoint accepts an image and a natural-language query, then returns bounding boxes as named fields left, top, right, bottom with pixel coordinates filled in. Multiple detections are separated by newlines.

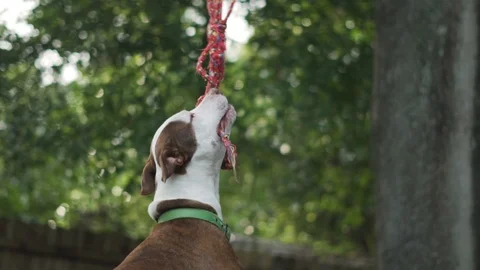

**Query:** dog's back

left=115, top=219, right=242, bottom=270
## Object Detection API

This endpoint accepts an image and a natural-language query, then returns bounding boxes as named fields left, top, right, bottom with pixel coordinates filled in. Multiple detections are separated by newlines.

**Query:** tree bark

left=373, top=0, right=477, bottom=269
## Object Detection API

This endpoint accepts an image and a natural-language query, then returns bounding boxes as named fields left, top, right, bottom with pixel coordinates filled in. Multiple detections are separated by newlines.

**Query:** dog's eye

left=169, top=150, right=180, bottom=157
left=190, top=113, right=195, bottom=120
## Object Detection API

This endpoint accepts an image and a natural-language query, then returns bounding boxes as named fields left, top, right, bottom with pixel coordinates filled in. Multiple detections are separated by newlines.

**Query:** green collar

left=157, top=208, right=231, bottom=241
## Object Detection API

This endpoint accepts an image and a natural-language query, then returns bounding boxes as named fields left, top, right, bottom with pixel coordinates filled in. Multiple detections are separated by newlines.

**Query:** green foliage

left=0, top=0, right=374, bottom=255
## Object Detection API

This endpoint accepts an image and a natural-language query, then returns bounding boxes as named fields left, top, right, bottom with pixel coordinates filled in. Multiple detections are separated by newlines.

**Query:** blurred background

left=0, top=0, right=374, bottom=268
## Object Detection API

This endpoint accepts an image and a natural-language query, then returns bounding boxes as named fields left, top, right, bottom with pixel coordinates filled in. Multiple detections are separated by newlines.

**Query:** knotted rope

left=195, top=0, right=237, bottom=171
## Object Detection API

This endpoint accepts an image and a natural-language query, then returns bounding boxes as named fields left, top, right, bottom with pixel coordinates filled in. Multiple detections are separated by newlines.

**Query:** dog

left=115, top=88, right=242, bottom=269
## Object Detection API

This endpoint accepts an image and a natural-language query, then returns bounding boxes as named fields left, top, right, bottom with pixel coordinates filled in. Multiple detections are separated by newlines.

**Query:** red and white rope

left=195, top=0, right=237, bottom=171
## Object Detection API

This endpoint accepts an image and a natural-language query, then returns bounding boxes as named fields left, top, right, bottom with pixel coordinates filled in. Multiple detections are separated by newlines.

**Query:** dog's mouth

left=217, top=104, right=236, bottom=137
left=217, top=104, right=237, bottom=170
left=195, top=88, right=237, bottom=170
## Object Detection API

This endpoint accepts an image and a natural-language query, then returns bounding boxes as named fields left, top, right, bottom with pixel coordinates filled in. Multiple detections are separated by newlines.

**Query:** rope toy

left=195, top=0, right=238, bottom=173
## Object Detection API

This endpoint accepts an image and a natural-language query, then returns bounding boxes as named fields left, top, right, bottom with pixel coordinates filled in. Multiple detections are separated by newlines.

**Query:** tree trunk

left=373, top=0, right=478, bottom=269
left=473, top=1, right=480, bottom=266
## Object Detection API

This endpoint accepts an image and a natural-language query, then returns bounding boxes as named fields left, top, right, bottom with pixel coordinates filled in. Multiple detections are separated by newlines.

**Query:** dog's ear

left=155, top=121, right=197, bottom=182
left=140, top=153, right=156, bottom=195
left=159, top=152, right=186, bottom=182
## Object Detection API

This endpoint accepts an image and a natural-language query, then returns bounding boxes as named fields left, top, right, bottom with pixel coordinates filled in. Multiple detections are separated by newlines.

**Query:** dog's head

left=140, top=89, right=236, bottom=195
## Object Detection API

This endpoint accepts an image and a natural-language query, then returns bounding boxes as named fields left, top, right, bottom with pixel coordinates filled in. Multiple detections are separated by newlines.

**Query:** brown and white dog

left=115, top=88, right=242, bottom=269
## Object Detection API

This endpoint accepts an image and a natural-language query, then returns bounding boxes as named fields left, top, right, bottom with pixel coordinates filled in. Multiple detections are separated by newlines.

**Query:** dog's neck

left=155, top=199, right=218, bottom=217
left=147, top=161, right=222, bottom=221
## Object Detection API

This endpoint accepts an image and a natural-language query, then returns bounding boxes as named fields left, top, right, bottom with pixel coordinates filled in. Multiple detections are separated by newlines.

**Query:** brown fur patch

left=141, top=121, right=197, bottom=195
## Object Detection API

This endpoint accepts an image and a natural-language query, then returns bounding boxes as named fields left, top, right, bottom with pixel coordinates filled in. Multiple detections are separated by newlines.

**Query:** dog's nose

left=208, top=88, right=220, bottom=95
